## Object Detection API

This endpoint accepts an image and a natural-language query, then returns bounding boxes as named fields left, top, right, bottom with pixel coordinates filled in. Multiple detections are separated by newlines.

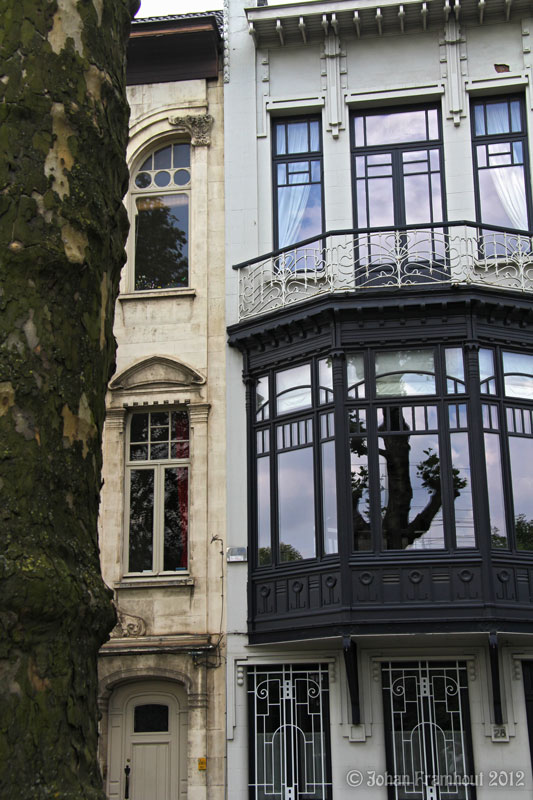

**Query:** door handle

left=124, top=764, right=131, bottom=799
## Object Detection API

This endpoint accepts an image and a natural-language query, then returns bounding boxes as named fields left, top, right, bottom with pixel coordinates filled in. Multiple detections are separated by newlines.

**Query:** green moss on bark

left=0, top=1, right=139, bottom=796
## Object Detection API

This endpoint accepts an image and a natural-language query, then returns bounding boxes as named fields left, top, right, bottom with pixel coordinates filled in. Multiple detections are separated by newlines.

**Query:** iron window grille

left=381, top=660, right=476, bottom=800
left=248, top=664, right=332, bottom=800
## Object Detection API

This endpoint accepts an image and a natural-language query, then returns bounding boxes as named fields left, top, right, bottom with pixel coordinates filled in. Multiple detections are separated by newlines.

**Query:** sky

left=135, top=0, right=223, bottom=16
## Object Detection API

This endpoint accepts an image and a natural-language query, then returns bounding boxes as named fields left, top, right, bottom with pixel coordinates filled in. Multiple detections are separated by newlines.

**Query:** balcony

left=234, top=221, right=533, bottom=321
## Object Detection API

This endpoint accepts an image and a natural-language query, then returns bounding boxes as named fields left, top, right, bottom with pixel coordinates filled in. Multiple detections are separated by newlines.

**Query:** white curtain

left=277, top=123, right=311, bottom=249
left=278, top=184, right=311, bottom=249
left=486, top=103, right=528, bottom=230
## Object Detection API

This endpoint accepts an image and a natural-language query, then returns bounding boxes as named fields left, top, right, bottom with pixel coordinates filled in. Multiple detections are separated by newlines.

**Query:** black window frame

left=471, top=95, right=533, bottom=233
left=350, top=103, right=447, bottom=231
left=253, top=357, right=337, bottom=570
left=271, top=116, right=325, bottom=252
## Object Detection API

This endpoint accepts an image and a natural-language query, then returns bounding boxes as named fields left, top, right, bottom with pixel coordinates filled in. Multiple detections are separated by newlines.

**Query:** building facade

left=97, top=14, right=226, bottom=800
left=224, top=0, right=533, bottom=798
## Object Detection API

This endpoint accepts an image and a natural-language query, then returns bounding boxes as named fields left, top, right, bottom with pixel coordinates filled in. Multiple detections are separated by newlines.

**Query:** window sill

left=118, top=288, right=196, bottom=301
left=115, top=576, right=195, bottom=589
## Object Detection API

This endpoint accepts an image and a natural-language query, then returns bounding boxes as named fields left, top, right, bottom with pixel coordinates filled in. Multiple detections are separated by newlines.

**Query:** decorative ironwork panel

left=248, top=664, right=332, bottom=800
left=235, top=223, right=533, bottom=320
left=382, top=661, right=476, bottom=800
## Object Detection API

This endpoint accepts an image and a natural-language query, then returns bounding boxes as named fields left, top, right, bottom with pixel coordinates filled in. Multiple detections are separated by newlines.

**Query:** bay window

left=252, top=343, right=533, bottom=568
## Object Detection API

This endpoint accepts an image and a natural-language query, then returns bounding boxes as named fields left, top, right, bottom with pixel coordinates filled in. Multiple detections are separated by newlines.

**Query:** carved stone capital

left=105, top=407, right=126, bottom=432
left=168, top=114, right=214, bottom=146
left=110, top=609, right=147, bottom=638
left=187, top=402, right=211, bottom=424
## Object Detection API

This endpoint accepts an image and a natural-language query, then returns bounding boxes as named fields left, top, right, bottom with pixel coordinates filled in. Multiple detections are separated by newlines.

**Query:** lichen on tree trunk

left=0, top=1, right=138, bottom=797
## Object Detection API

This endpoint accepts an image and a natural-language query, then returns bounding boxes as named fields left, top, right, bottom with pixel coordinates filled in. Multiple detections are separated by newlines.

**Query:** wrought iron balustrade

left=234, top=221, right=533, bottom=320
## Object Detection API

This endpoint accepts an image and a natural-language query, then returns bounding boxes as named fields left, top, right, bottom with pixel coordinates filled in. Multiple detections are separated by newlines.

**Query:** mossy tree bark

left=0, top=1, right=138, bottom=796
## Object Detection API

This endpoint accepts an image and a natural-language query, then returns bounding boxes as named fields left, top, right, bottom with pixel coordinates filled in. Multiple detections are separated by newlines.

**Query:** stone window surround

left=122, top=110, right=214, bottom=295
left=102, top=355, right=210, bottom=588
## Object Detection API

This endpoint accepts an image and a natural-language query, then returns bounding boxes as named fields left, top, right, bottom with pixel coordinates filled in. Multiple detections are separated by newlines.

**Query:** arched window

left=131, top=142, right=191, bottom=291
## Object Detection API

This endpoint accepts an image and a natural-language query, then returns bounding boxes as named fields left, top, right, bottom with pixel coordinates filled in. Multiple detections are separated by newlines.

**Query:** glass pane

left=173, top=143, right=190, bottom=168
left=154, top=171, right=171, bottom=187
left=509, top=437, right=533, bottom=549
left=347, top=354, right=365, bottom=398
left=276, top=365, right=311, bottom=414
left=380, top=431, right=444, bottom=549
left=278, top=447, right=315, bottom=560
left=478, top=165, right=528, bottom=230
left=511, top=100, right=522, bottom=132
left=277, top=183, right=322, bottom=248
left=309, top=120, right=320, bottom=151
left=135, top=172, right=151, bottom=189
left=287, top=122, right=308, bottom=154
left=163, top=467, right=188, bottom=570
left=134, top=704, right=169, bottom=732
left=129, top=469, right=154, bottom=572
left=131, top=413, right=149, bottom=442
left=174, top=169, right=190, bottom=186
left=154, top=145, right=172, bottom=169
left=474, top=105, right=486, bottom=136
left=450, top=432, right=475, bottom=547
left=503, top=351, right=533, bottom=398
left=171, top=411, right=189, bottom=443
left=318, top=358, right=333, bottom=404
left=445, top=348, right=465, bottom=394
left=130, top=444, right=148, bottom=461
left=404, top=173, right=431, bottom=225
left=354, top=116, right=365, bottom=147
left=257, top=456, right=271, bottom=565
left=364, top=109, right=431, bottom=146
left=484, top=433, right=508, bottom=547
left=276, top=124, right=286, bottom=156
left=486, top=102, right=510, bottom=135
left=367, top=176, right=394, bottom=227
left=150, top=443, right=168, bottom=460
left=351, top=437, right=371, bottom=551
left=479, top=349, right=496, bottom=395
left=375, top=350, right=435, bottom=396
left=256, top=376, right=270, bottom=420
left=140, top=154, right=152, bottom=171
left=322, top=441, right=338, bottom=554
left=277, top=163, right=287, bottom=186
left=135, top=195, right=189, bottom=290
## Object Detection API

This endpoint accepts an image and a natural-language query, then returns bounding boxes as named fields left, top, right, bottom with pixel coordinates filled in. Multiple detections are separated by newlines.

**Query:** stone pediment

left=109, top=356, right=205, bottom=392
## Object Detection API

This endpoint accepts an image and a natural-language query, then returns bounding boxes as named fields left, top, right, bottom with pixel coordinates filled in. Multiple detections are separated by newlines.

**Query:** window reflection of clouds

left=509, top=437, right=533, bottom=523
left=278, top=448, right=316, bottom=561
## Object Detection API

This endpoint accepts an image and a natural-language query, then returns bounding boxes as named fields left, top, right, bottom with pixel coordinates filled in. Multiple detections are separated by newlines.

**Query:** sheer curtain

left=278, top=184, right=311, bottom=249
left=486, top=103, right=528, bottom=230
left=277, top=124, right=311, bottom=249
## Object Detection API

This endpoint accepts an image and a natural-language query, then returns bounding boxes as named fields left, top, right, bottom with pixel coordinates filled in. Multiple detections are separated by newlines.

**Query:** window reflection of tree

left=492, top=515, right=533, bottom=550
left=129, top=470, right=154, bottom=572
left=259, top=542, right=303, bottom=564
left=352, top=406, right=468, bottom=550
left=135, top=196, right=188, bottom=290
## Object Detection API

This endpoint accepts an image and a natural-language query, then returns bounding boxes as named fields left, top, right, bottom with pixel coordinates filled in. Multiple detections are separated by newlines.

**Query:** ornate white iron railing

left=234, top=222, right=533, bottom=320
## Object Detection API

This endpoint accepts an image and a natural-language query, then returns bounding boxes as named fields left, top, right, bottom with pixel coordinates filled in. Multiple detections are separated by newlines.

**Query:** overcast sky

left=135, top=0, right=223, bottom=16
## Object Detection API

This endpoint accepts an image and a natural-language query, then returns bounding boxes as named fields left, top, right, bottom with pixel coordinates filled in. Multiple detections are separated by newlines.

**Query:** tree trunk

left=0, top=1, right=137, bottom=796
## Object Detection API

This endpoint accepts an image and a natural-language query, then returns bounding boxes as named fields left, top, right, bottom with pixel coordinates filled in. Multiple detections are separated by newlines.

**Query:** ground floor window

left=381, top=661, right=475, bottom=800
left=248, top=664, right=332, bottom=800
